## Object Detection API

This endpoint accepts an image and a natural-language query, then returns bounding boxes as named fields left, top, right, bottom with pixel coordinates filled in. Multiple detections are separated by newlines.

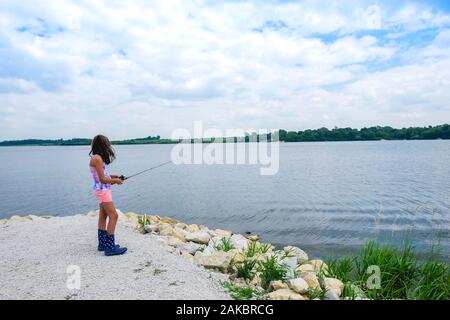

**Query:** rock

left=185, top=224, right=201, bottom=233
left=288, top=278, right=309, bottom=294
left=323, top=290, right=340, bottom=300
left=308, top=259, right=329, bottom=273
left=147, top=215, right=160, bottom=225
left=125, top=212, right=139, bottom=220
left=228, top=250, right=245, bottom=263
left=281, top=256, right=297, bottom=279
left=270, top=281, right=289, bottom=291
left=299, top=272, right=321, bottom=290
left=185, top=231, right=211, bottom=244
left=160, top=216, right=178, bottom=225
left=248, top=235, right=260, bottom=241
left=174, top=222, right=187, bottom=230
left=214, top=229, right=232, bottom=238
left=160, top=227, right=186, bottom=242
left=296, top=264, right=316, bottom=273
left=283, top=246, right=309, bottom=264
left=230, top=234, right=249, bottom=250
left=208, top=236, right=226, bottom=248
left=250, top=275, right=262, bottom=287
left=167, top=236, right=185, bottom=247
left=194, top=251, right=232, bottom=272
left=155, top=222, right=173, bottom=233
left=144, top=224, right=158, bottom=233
left=324, top=277, right=344, bottom=296
left=6, top=215, right=32, bottom=224
left=181, top=252, right=195, bottom=262
left=268, top=289, right=306, bottom=300
left=179, top=242, right=204, bottom=255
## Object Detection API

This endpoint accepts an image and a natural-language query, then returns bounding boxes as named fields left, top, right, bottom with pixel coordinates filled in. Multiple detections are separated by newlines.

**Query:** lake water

left=1, top=140, right=449, bottom=259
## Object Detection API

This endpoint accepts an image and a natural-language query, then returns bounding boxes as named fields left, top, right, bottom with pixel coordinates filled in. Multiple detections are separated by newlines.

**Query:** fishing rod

left=119, top=160, right=172, bottom=181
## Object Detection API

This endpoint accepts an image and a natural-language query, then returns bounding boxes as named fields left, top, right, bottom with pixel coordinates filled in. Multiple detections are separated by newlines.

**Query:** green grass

left=257, top=254, right=288, bottom=289
left=245, top=240, right=258, bottom=258
left=235, top=258, right=258, bottom=281
left=223, top=282, right=255, bottom=300
left=214, top=237, right=235, bottom=252
left=326, top=241, right=450, bottom=300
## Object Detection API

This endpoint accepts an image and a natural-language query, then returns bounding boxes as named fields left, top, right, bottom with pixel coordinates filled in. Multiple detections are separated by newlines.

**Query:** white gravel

left=0, top=214, right=231, bottom=300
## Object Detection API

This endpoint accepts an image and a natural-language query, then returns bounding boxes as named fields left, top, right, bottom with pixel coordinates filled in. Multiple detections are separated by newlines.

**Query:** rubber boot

left=98, top=229, right=120, bottom=252
left=104, top=234, right=127, bottom=256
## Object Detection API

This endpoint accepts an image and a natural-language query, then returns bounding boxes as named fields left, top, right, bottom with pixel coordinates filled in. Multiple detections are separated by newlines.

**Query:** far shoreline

left=0, top=138, right=449, bottom=147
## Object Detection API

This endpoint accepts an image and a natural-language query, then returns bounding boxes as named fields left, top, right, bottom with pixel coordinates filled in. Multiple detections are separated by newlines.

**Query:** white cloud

left=0, top=0, right=449, bottom=140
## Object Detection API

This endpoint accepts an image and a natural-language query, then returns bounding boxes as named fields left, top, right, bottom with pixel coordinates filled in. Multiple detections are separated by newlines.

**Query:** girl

left=89, top=135, right=127, bottom=256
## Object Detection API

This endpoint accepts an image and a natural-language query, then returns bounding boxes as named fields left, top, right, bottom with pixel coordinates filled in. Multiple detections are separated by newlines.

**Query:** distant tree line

left=1, top=125, right=449, bottom=146
left=279, top=125, right=450, bottom=142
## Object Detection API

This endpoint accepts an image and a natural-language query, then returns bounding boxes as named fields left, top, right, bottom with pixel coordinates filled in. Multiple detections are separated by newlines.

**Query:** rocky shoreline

left=133, top=213, right=361, bottom=300
left=0, top=212, right=361, bottom=300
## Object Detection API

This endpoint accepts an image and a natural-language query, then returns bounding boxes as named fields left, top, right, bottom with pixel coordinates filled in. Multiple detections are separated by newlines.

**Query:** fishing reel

left=119, top=175, right=127, bottom=181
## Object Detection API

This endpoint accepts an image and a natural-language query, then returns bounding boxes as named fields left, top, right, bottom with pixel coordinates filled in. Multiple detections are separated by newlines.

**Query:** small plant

left=258, top=243, right=271, bottom=254
left=235, top=258, right=257, bottom=281
left=223, top=282, right=254, bottom=300
left=214, top=237, right=235, bottom=252
left=137, top=214, right=151, bottom=233
left=257, top=255, right=288, bottom=289
left=245, top=240, right=258, bottom=258
left=305, top=287, right=324, bottom=300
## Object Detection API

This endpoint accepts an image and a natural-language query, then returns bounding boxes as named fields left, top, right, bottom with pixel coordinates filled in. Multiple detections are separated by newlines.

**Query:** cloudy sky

left=1, top=0, right=450, bottom=140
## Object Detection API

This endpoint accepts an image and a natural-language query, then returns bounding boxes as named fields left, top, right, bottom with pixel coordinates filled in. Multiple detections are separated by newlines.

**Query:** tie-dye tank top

left=90, top=156, right=111, bottom=192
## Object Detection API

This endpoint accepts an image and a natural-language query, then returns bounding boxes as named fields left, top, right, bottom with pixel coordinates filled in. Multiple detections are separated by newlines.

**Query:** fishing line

left=120, top=160, right=172, bottom=181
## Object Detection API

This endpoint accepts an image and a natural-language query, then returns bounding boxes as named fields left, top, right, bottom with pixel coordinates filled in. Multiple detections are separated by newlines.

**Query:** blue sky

left=0, top=0, right=450, bottom=139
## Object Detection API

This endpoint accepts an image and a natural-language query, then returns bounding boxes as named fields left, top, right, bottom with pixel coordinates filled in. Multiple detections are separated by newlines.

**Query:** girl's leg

left=101, top=202, right=119, bottom=235
left=98, top=204, right=108, bottom=231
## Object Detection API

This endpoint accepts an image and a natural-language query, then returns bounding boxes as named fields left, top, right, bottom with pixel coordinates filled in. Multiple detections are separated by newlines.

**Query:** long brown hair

left=89, top=135, right=116, bottom=165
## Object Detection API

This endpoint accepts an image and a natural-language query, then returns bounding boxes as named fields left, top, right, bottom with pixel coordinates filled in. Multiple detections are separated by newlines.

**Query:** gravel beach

left=0, top=212, right=230, bottom=300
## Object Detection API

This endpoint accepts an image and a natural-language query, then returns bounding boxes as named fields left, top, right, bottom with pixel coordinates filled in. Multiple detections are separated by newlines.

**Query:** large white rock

left=324, top=277, right=344, bottom=296
left=299, top=272, right=321, bottom=290
left=281, top=256, right=298, bottom=279
left=230, top=234, right=249, bottom=250
left=185, top=224, right=201, bottom=233
left=160, top=227, right=186, bottom=242
left=166, top=236, right=185, bottom=247
left=296, top=264, right=316, bottom=273
left=208, top=236, right=226, bottom=248
left=179, top=242, right=204, bottom=255
left=308, top=259, right=329, bottom=273
left=194, top=251, right=232, bottom=272
left=283, top=246, right=309, bottom=264
left=270, top=281, right=289, bottom=291
left=268, top=289, right=306, bottom=300
left=144, top=224, right=158, bottom=233
left=213, top=229, right=232, bottom=238
left=289, top=278, right=309, bottom=294
left=185, top=231, right=211, bottom=244
left=324, top=290, right=340, bottom=300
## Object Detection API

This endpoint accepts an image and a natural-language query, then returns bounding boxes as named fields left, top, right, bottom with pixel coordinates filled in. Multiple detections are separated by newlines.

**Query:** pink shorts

left=93, top=189, right=113, bottom=204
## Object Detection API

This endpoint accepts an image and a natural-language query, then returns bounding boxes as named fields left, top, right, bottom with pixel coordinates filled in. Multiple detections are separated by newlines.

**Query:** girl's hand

left=113, top=178, right=123, bottom=185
